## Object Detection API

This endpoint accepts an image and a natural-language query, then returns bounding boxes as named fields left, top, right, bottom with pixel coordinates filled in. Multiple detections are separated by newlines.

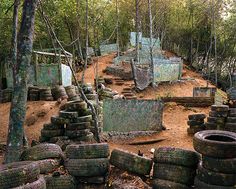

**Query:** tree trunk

left=81, top=0, right=89, bottom=84
left=116, top=0, right=120, bottom=57
left=135, top=0, right=140, bottom=63
left=11, top=0, right=20, bottom=75
left=76, top=0, right=84, bottom=62
left=148, top=0, right=154, bottom=85
left=4, top=0, right=38, bottom=164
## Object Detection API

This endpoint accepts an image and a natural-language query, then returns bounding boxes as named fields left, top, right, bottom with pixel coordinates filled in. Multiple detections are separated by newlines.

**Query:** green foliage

left=0, top=0, right=235, bottom=76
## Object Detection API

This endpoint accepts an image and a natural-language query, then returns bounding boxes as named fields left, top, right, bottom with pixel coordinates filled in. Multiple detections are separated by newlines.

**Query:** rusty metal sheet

left=103, top=99, right=164, bottom=132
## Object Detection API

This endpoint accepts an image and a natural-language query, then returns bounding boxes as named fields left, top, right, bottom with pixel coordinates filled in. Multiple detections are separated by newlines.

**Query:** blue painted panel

left=62, top=64, right=72, bottom=87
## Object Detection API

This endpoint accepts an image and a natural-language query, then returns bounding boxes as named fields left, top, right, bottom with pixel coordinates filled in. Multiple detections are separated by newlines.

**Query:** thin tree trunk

left=213, top=5, right=218, bottom=86
left=81, top=0, right=89, bottom=84
left=76, top=0, right=84, bottom=62
left=116, top=0, right=120, bottom=57
left=4, top=0, right=38, bottom=163
left=148, top=0, right=154, bottom=85
left=135, top=0, right=140, bottom=63
left=11, top=0, right=20, bottom=76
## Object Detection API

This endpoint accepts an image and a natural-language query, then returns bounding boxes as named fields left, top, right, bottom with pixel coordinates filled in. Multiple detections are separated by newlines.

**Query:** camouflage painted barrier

left=103, top=99, right=164, bottom=132
left=100, top=44, right=118, bottom=56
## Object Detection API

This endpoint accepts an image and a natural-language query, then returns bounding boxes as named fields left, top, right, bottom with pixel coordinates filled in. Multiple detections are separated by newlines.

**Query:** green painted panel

left=103, top=99, right=164, bottom=132
left=154, top=61, right=182, bottom=82
left=6, top=65, right=35, bottom=88
left=36, top=64, right=60, bottom=86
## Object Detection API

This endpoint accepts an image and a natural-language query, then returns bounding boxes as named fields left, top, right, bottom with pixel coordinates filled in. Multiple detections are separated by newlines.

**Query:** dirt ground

left=0, top=53, right=222, bottom=161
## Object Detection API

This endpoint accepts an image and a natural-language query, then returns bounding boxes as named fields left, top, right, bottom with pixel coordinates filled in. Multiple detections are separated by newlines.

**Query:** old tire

left=227, top=117, right=236, bottom=123
left=65, top=143, right=109, bottom=159
left=66, top=122, right=91, bottom=131
left=0, top=162, right=40, bottom=189
left=196, top=163, right=236, bottom=186
left=188, top=114, right=206, bottom=121
left=41, top=129, right=65, bottom=138
left=43, top=123, right=64, bottom=130
left=187, top=127, right=205, bottom=135
left=209, top=111, right=228, bottom=117
left=45, top=175, right=76, bottom=189
left=36, top=159, right=61, bottom=174
left=78, top=176, right=105, bottom=184
left=153, top=179, right=190, bottom=189
left=74, top=115, right=92, bottom=123
left=51, top=116, right=70, bottom=125
left=65, top=158, right=109, bottom=177
left=65, top=129, right=90, bottom=138
left=211, top=105, right=229, bottom=112
left=207, top=117, right=225, bottom=124
left=193, top=130, right=236, bottom=158
left=13, top=176, right=46, bottom=189
left=110, top=149, right=152, bottom=176
left=153, top=163, right=196, bottom=186
left=194, top=177, right=235, bottom=189
left=187, top=120, right=204, bottom=127
left=225, top=123, right=236, bottom=132
left=153, top=147, right=200, bottom=168
left=59, top=111, right=78, bottom=119
left=21, top=143, right=63, bottom=161
left=65, top=101, right=87, bottom=111
left=205, top=122, right=218, bottom=130
left=202, top=156, right=236, bottom=174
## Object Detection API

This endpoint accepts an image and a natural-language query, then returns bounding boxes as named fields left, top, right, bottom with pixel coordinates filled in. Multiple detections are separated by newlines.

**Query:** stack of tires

left=205, top=105, right=229, bottom=130
left=40, top=121, right=65, bottom=142
left=0, top=88, right=12, bottom=103
left=89, top=101, right=103, bottom=134
left=225, top=108, right=236, bottom=133
left=0, top=162, right=46, bottom=189
left=193, top=130, right=236, bottom=188
left=98, top=88, right=115, bottom=100
left=52, top=85, right=68, bottom=101
left=63, top=100, right=95, bottom=142
left=20, top=143, right=63, bottom=174
left=28, top=86, right=40, bottom=101
left=110, top=149, right=152, bottom=176
left=153, top=147, right=200, bottom=189
left=39, top=87, right=54, bottom=101
left=65, top=85, right=80, bottom=101
left=187, top=114, right=206, bottom=135
left=65, top=143, right=110, bottom=186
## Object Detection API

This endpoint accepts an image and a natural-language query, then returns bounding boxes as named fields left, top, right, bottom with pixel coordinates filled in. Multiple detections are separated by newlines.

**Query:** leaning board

left=103, top=99, right=164, bottom=132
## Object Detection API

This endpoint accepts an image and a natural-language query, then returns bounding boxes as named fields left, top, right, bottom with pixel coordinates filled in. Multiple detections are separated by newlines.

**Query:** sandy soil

left=0, top=53, right=221, bottom=161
